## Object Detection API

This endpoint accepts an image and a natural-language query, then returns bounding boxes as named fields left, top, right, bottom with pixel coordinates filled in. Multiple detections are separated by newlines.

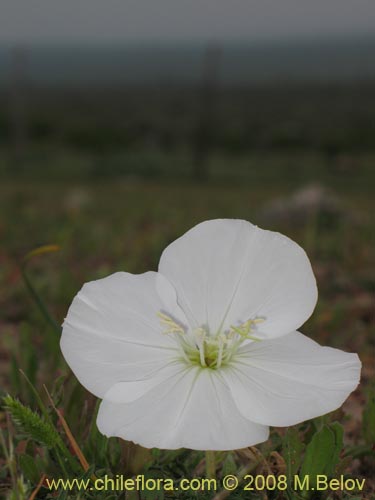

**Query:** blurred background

left=1, top=0, right=375, bottom=187
left=0, top=0, right=374, bottom=490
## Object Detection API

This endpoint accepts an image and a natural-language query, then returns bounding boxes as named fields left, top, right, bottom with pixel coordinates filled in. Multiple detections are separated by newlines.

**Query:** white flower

left=61, top=219, right=361, bottom=451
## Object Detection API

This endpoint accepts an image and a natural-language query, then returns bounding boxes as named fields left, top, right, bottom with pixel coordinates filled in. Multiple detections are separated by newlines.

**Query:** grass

left=0, top=172, right=374, bottom=499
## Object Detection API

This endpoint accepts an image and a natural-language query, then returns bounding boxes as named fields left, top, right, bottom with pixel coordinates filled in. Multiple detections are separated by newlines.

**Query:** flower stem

left=205, top=450, right=216, bottom=479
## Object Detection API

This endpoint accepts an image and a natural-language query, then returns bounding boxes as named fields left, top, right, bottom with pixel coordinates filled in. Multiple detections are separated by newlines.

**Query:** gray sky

left=1, top=0, right=375, bottom=44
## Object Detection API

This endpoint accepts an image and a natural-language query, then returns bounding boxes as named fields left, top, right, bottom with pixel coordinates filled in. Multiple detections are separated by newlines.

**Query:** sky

left=0, top=0, right=375, bottom=44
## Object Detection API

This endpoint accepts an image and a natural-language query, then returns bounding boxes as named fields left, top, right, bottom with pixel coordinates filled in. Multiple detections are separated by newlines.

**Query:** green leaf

left=78, top=464, right=96, bottom=482
left=300, top=422, right=343, bottom=492
left=140, top=489, right=164, bottom=500
left=18, top=454, right=41, bottom=484
left=56, top=490, right=69, bottom=500
left=10, top=355, right=22, bottom=396
left=20, top=262, right=61, bottom=335
left=221, top=452, right=237, bottom=476
left=284, top=427, right=305, bottom=477
left=345, top=444, right=375, bottom=459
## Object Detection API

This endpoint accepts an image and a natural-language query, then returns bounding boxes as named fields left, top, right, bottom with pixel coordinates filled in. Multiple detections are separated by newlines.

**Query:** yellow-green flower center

left=158, top=312, right=263, bottom=370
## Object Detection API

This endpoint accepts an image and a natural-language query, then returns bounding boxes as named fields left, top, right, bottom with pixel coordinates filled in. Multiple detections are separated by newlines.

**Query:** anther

left=157, top=311, right=185, bottom=335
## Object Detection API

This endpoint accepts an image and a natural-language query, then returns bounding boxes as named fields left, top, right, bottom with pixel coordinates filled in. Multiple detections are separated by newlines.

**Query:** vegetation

left=0, top=82, right=374, bottom=498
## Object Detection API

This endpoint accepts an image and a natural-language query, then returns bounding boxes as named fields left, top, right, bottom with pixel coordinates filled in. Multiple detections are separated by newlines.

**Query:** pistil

left=216, top=335, right=226, bottom=369
left=194, top=328, right=207, bottom=367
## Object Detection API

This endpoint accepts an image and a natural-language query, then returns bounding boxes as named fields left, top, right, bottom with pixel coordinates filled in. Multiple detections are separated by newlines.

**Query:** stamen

left=157, top=310, right=265, bottom=369
left=216, top=334, right=226, bottom=369
left=175, top=341, right=191, bottom=364
left=157, top=311, right=185, bottom=335
left=229, top=318, right=264, bottom=342
left=230, top=325, right=261, bottom=342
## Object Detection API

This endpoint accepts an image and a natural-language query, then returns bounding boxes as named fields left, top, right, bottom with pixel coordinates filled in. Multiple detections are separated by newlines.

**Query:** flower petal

left=158, top=219, right=317, bottom=338
left=98, top=365, right=269, bottom=450
left=222, top=331, right=361, bottom=426
left=104, top=360, right=184, bottom=404
left=60, top=271, right=186, bottom=398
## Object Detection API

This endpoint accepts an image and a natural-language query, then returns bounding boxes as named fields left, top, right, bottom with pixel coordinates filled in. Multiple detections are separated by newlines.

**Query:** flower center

left=158, top=312, right=263, bottom=369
